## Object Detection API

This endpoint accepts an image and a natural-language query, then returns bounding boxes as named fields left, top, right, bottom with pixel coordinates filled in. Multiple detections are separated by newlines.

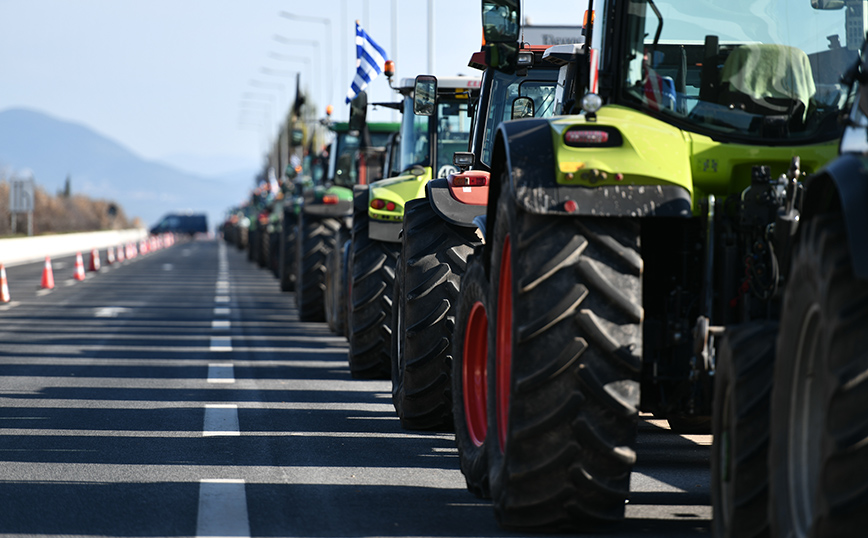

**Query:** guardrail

left=0, top=229, right=149, bottom=267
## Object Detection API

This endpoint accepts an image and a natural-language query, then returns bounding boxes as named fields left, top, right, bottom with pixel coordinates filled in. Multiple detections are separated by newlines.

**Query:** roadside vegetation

left=0, top=178, right=137, bottom=237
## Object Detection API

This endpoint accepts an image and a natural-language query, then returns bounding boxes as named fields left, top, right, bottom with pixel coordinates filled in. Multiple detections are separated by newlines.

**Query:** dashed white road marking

left=210, top=337, right=232, bottom=352
left=203, top=404, right=240, bottom=436
left=207, top=363, right=235, bottom=383
left=214, top=307, right=230, bottom=316
left=95, top=307, right=130, bottom=318
left=196, top=479, right=250, bottom=538
left=214, top=296, right=230, bottom=303
left=212, top=320, right=230, bottom=330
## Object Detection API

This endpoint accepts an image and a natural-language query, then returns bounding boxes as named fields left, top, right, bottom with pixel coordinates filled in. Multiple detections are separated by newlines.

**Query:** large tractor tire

left=348, top=191, right=399, bottom=379
left=247, top=228, right=257, bottom=262
left=769, top=213, right=868, bottom=538
left=711, top=321, right=777, bottom=538
left=295, top=214, right=340, bottom=322
left=279, top=215, right=297, bottom=292
left=486, top=185, right=642, bottom=531
left=451, top=252, right=492, bottom=498
left=269, top=230, right=280, bottom=276
left=392, top=198, right=481, bottom=430
left=325, top=227, right=350, bottom=337
left=257, top=225, right=270, bottom=268
left=238, top=226, right=248, bottom=251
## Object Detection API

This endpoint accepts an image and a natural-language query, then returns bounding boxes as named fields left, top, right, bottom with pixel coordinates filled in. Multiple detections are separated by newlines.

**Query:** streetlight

left=272, top=36, right=321, bottom=104
left=279, top=11, right=333, bottom=107
left=248, top=80, right=285, bottom=116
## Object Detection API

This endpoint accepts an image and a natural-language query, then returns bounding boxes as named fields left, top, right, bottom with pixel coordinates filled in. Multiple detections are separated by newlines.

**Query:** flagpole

left=391, top=0, right=398, bottom=122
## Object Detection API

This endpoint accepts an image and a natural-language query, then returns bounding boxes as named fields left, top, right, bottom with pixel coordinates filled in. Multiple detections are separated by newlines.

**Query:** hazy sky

left=0, top=1, right=585, bottom=176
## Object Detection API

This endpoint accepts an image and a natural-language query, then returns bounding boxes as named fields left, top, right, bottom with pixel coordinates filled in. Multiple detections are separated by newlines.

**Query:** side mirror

left=511, top=96, right=535, bottom=119
left=482, top=0, right=521, bottom=72
left=414, top=75, right=437, bottom=116
left=811, top=0, right=844, bottom=9
left=482, top=0, right=520, bottom=44
left=290, top=128, right=304, bottom=146
left=349, top=91, right=368, bottom=131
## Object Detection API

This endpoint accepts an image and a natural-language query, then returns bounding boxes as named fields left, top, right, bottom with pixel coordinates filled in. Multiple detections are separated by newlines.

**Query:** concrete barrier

left=0, top=229, right=148, bottom=267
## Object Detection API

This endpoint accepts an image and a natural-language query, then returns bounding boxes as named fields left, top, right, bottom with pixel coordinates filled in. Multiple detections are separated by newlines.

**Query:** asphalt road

left=0, top=238, right=711, bottom=537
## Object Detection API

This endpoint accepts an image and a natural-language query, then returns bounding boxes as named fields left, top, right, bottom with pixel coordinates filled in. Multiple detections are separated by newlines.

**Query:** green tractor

left=278, top=147, right=328, bottom=292
left=390, top=45, right=569, bottom=431
left=453, top=0, right=855, bottom=531
left=346, top=75, right=481, bottom=379
left=293, top=117, right=399, bottom=322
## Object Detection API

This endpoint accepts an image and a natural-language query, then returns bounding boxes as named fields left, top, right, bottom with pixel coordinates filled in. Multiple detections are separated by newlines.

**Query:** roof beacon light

left=384, top=60, right=395, bottom=78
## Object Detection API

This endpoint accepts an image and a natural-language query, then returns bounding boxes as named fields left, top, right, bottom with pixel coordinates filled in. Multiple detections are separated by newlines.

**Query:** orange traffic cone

left=41, top=256, right=55, bottom=289
left=88, top=248, right=101, bottom=272
left=106, top=246, right=116, bottom=265
left=0, top=264, right=10, bottom=303
left=73, top=252, right=86, bottom=281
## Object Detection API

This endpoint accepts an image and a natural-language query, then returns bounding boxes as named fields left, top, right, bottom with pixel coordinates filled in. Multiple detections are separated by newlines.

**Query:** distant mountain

left=0, top=108, right=255, bottom=229
left=158, top=153, right=261, bottom=179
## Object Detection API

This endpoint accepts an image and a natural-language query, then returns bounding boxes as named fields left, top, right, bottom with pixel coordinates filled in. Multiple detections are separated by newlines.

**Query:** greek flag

left=345, top=21, right=389, bottom=104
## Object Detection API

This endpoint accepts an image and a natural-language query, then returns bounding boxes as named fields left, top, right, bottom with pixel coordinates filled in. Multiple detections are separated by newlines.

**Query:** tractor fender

left=801, top=153, right=868, bottom=279
left=490, top=118, right=692, bottom=218
left=425, top=177, right=486, bottom=228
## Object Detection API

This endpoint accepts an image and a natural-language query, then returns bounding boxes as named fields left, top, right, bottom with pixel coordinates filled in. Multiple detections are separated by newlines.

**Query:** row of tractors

left=226, top=0, right=868, bottom=535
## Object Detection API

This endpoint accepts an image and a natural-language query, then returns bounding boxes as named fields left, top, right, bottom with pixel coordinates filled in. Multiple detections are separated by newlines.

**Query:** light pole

left=273, top=35, right=322, bottom=108
left=279, top=12, right=333, bottom=108
left=265, top=52, right=313, bottom=102
left=248, top=79, right=286, bottom=135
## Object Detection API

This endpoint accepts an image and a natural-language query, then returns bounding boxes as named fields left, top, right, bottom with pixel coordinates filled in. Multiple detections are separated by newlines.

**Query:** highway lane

left=0, top=238, right=712, bottom=537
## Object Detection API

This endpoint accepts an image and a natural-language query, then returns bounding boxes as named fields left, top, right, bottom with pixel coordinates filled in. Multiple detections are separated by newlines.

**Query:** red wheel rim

left=463, top=300, right=488, bottom=446
left=496, top=235, right=512, bottom=452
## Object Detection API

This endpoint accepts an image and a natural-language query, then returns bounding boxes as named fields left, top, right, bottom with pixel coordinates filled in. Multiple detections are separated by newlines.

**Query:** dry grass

left=0, top=179, right=137, bottom=237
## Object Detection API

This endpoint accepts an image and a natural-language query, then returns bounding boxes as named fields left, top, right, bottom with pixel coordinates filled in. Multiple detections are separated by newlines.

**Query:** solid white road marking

left=196, top=479, right=250, bottom=538
left=203, top=404, right=240, bottom=436
left=210, top=337, right=232, bottom=352
left=207, top=363, right=235, bottom=383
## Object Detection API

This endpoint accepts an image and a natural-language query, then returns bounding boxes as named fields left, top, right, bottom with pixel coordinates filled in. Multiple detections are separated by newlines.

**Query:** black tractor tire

left=247, top=228, right=257, bottom=261
left=769, top=213, right=868, bottom=538
left=269, top=230, right=280, bottom=276
left=325, top=227, right=350, bottom=337
left=279, top=216, right=297, bottom=292
left=392, top=198, right=481, bottom=430
left=295, top=214, right=340, bottom=322
left=486, top=185, right=642, bottom=531
left=238, top=227, right=248, bottom=250
left=348, top=192, right=399, bottom=379
left=451, top=252, right=492, bottom=498
left=711, top=321, right=777, bottom=538
left=257, top=225, right=270, bottom=268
